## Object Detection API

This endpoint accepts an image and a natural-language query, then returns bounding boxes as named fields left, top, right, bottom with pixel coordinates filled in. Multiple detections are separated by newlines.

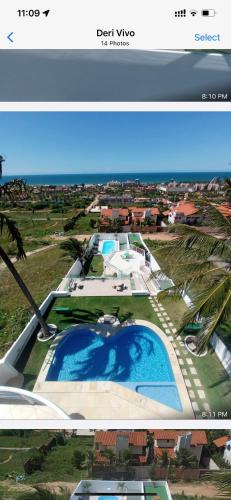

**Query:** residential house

left=168, top=201, right=202, bottom=225
left=94, top=431, right=147, bottom=464
left=130, top=207, right=159, bottom=225
left=213, top=434, right=231, bottom=465
left=100, top=208, right=129, bottom=228
left=150, top=430, right=207, bottom=464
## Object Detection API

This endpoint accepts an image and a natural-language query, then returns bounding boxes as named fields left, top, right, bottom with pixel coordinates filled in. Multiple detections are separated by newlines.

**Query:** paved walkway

left=148, top=294, right=210, bottom=418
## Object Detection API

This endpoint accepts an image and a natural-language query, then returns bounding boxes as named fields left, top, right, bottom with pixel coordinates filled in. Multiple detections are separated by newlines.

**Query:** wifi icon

left=190, top=10, right=198, bottom=16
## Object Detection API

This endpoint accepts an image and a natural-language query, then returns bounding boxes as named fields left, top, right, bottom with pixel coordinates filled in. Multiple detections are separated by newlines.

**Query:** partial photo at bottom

left=0, top=428, right=231, bottom=499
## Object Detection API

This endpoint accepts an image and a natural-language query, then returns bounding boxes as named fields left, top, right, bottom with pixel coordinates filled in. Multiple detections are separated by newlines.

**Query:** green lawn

left=46, top=296, right=162, bottom=331
left=0, top=431, right=52, bottom=448
left=0, top=247, right=72, bottom=357
left=86, top=255, right=104, bottom=277
left=20, top=295, right=162, bottom=389
left=74, top=213, right=99, bottom=234
left=145, top=238, right=231, bottom=416
left=129, top=233, right=143, bottom=245
left=0, top=433, right=94, bottom=485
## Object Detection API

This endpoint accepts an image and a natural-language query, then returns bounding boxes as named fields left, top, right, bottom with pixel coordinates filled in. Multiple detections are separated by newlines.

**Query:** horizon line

left=2, top=170, right=231, bottom=177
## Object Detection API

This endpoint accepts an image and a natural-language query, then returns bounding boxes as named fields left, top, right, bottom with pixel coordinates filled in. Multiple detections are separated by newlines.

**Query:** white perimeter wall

left=211, top=333, right=231, bottom=378
left=0, top=290, right=69, bottom=384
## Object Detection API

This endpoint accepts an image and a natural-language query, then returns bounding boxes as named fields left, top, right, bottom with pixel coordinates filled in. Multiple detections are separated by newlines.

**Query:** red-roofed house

left=217, top=203, right=231, bottom=219
left=100, top=207, right=129, bottom=227
left=130, top=207, right=160, bottom=224
left=94, top=431, right=147, bottom=464
left=150, top=430, right=207, bottom=463
left=168, top=201, right=202, bottom=225
left=213, top=434, right=231, bottom=465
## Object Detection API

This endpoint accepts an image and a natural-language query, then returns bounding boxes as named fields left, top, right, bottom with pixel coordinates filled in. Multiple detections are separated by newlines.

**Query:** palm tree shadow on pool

left=48, top=330, right=156, bottom=382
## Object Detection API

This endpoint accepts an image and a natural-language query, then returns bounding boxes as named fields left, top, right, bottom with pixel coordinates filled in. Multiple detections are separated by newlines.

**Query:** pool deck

left=33, top=320, right=194, bottom=420
left=68, top=278, right=132, bottom=296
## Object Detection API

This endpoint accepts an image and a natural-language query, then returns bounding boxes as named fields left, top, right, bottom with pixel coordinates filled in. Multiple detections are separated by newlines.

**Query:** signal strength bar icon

left=174, top=9, right=187, bottom=17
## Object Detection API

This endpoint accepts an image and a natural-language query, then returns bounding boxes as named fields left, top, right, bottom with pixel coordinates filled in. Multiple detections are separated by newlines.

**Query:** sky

left=0, top=112, right=231, bottom=175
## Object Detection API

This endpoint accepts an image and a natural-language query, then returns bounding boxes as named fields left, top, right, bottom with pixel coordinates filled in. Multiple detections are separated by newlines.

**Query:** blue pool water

left=101, top=240, right=116, bottom=255
left=46, top=325, right=182, bottom=412
left=99, top=497, right=119, bottom=500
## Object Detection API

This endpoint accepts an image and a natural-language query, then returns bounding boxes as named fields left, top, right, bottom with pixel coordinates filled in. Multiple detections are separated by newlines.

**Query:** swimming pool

left=46, top=324, right=182, bottom=412
left=99, top=497, right=119, bottom=500
left=101, top=240, right=116, bottom=255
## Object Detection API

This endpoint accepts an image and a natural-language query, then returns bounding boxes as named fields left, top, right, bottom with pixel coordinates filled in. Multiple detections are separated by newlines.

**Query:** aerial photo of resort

left=1, top=428, right=231, bottom=499
left=0, top=111, right=230, bottom=419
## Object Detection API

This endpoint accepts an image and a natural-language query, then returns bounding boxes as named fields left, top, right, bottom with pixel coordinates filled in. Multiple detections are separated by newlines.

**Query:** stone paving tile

left=203, top=403, right=211, bottom=411
left=163, top=312, right=168, bottom=317
left=178, top=358, right=184, bottom=366
left=168, top=336, right=174, bottom=341
left=185, top=379, right=191, bottom=388
left=172, top=328, right=177, bottom=333
left=182, top=368, right=188, bottom=376
left=169, top=322, right=174, bottom=327
left=172, top=342, right=177, bottom=348
left=194, top=379, right=202, bottom=387
left=189, top=389, right=195, bottom=399
left=198, top=389, right=206, bottom=399
left=162, top=322, right=168, bottom=327
left=165, top=328, right=171, bottom=334
left=175, top=349, right=180, bottom=356
left=190, top=367, right=197, bottom=375
left=186, top=358, right=193, bottom=365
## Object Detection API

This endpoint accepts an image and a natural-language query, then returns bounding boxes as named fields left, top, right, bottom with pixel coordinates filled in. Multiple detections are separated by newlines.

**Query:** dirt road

left=169, top=481, right=221, bottom=497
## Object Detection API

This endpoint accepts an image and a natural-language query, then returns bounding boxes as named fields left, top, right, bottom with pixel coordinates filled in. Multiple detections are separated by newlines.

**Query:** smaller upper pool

left=101, top=240, right=117, bottom=255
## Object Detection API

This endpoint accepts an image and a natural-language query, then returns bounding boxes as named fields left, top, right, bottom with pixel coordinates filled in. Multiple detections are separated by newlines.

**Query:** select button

left=194, top=33, right=221, bottom=42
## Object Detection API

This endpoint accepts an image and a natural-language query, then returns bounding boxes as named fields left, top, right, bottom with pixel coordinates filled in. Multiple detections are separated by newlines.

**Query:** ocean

left=0, top=172, right=230, bottom=186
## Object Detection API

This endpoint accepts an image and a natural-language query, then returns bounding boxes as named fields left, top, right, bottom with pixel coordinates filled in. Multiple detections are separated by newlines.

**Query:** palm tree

left=206, top=471, right=231, bottom=496
left=101, top=448, right=116, bottom=465
left=85, top=449, right=94, bottom=475
left=173, top=448, right=198, bottom=468
left=150, top=203, right=231, bottom=353
left=224, top=177, right=231, bottom=201
left=60, top=238, right=88, bottom=275
left=0, top=212, right=50, bottom=337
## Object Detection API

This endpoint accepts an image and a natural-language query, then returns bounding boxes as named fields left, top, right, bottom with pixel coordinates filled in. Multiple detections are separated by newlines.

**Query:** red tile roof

left=154, top=447, right=176, bottom=459
left=217, top=203, right=231, bottom=219
left=213, top=435, right=229, bottom=448
left=119, top=208, right=129, bottom=216
left=150, top=430, right=207, bottom=446
left=101, top=209, right=113, bottom=217
left=95, top=431, right=147, bottom=447
left=173, top=202, right=199, bottom=216
left=191, top=430, right=207, bottom=446
left=151, top=430, right=179, bottom=441
left=151, top=208, right=160, bottom=215
left=94, top=450, right=110, bottom=463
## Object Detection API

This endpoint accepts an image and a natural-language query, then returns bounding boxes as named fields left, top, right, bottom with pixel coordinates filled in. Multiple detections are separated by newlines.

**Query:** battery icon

left=201, top=9, right=216, bottom=16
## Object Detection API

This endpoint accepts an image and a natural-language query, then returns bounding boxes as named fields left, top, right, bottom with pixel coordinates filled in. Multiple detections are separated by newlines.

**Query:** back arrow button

left=7, top=32, right=14, bottom=43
